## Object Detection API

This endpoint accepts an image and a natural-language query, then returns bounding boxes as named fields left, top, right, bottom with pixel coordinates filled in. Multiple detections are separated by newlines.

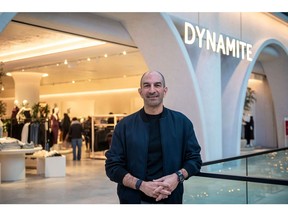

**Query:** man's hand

left=153, top=173, right=179, bottom=201
left=140, top=181, right=171, bottom=200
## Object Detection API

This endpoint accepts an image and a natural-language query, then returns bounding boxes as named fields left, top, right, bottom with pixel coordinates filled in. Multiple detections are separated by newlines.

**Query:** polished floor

left=0, top=147, right=119, bottom=204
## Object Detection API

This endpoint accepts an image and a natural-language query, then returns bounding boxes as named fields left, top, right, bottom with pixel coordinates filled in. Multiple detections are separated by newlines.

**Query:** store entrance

left=0, top=13, right=149, bottom=157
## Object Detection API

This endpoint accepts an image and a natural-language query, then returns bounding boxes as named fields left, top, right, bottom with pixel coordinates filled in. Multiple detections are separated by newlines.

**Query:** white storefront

left=0, top=12, right=287, bottom=162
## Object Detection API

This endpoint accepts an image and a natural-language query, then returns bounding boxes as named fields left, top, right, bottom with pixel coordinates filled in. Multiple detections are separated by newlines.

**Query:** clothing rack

left=90, top=114, right=126, bottom=159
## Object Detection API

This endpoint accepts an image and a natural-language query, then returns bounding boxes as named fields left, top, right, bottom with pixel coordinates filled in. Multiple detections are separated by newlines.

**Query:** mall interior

left=0, top=12, right=287, bottom=206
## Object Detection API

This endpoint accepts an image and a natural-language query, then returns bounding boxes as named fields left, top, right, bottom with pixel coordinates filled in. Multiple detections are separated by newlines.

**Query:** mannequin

left=16, top=100, right=32, bottom=123
left=11, top=100, right=20, bottom=125
left=8, top=100, right=22, bottom=139
left=61, top=112, right=71, bottom=142
left=15, top=100, right=32, bottom=143
left=244, top=115, right=254, bottom=147
left=50, top=107, right=60, bottom=145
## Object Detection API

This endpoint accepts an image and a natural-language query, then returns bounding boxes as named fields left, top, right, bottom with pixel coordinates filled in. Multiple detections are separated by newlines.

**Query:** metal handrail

left=202, top=147, right=288, bottom=166
left=196, top=147, right=288, bottom=186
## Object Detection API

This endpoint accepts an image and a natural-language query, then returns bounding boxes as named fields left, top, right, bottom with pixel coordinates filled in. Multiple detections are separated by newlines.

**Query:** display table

left=37, top=156, right=66, bottom=177
left=0, top=147, right=42, bottom=181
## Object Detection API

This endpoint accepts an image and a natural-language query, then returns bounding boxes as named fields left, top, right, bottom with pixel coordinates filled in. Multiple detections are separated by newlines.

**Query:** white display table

left=0, top=147, right=42, bottom=181
left=37, top=156, right=66, bottom=177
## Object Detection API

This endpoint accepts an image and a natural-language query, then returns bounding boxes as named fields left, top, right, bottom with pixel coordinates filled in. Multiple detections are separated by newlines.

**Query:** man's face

left=138, top=72, right=167, bottom=108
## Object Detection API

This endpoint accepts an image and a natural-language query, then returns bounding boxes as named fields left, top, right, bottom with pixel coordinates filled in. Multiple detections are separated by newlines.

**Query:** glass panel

left=247, top=183, right=288, bottom=204
left=184, top=177, right=288, bottom=204
left=184, top=149, right=288, bottom=204
left=201, top=159, right=247, bottom=176
left=183, top=176, right=247, bottom=204
left=247, top=150, right=288, bottom=179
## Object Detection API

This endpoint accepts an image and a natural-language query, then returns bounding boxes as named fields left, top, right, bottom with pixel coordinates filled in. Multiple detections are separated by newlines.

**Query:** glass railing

left=183, top=148, right=288, bottom=204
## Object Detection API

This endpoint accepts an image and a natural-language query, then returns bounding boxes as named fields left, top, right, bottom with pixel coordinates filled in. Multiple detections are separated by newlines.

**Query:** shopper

left=105, top=70, right=202, bottom=204
left=83, top=116, right=92, bottom=151
left=244, top=115, right=254, bottom=147
left=69, top=117, right=84, bottom=161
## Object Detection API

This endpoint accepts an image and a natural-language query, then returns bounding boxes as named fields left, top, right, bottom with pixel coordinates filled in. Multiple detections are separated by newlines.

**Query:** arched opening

left=241, top=43, right=288, bottom=151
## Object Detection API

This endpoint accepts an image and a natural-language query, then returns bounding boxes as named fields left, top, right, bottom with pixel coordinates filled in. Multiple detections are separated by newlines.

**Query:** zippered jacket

left=105, top=107, right=202, bottom=204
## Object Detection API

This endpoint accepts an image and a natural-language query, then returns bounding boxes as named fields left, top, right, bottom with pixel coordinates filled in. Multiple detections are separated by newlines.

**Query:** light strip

left=39, top=88, right=138, bottom=99
left=1, top=39, right=106, bottom=62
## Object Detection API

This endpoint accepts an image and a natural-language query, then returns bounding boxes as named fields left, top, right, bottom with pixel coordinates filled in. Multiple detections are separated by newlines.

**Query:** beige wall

left=3, top=75, right=143, bottom=121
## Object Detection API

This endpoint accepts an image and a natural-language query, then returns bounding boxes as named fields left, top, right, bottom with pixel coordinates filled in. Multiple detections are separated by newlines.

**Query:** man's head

left=139, top=70, right=166, bottom=88
left=138, top=70, right=168, bottom=112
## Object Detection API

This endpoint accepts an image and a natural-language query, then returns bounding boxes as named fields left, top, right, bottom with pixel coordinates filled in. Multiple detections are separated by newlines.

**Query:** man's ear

left=138, top=88, right=143, bottom=98
left=164, top=87, right=168, bottom=96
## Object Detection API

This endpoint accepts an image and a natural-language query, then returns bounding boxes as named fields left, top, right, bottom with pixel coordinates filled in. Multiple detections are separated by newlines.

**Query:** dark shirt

left=141, top=112, right=163, bottom=203
left=69, top=121, right=83, bottom=139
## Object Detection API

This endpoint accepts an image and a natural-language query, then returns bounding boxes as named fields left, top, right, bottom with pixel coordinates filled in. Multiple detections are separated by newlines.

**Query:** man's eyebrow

left=143, top=81, right=162, bottom=85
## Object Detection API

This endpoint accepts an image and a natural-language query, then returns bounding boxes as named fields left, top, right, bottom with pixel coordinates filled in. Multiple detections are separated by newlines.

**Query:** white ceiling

left=0, top=13, right=285, bottom=92
left=0, top=21, right=148, bottom=90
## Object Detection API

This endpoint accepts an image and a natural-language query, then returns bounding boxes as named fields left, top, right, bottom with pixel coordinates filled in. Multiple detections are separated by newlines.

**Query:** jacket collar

left=140, top=106, right=168, bottom=122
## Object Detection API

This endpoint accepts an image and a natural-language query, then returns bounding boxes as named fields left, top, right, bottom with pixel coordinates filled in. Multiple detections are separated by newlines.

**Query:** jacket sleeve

left=182, top=119, right=202, bottom=178
left=105, top=122, right=129, bottom=184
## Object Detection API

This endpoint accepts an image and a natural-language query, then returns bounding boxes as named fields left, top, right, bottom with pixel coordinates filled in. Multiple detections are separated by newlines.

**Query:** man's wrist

left=175, top=170, right=185, bottom=183
left=181, top=168, right=188, bottom=179
left=135, top=179, right=143, bottom=190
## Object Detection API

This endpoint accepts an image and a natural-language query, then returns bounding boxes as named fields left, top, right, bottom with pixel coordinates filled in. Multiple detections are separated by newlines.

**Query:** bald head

left=140, top=70, right=166, bottom=88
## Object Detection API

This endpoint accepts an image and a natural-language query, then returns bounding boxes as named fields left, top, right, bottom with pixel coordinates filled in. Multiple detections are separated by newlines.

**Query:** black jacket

left=105, top=107, right=202, bottom=204
left=68, top=120, right=83, bottom=139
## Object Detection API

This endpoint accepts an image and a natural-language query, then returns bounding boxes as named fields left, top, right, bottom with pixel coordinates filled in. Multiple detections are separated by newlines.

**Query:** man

left=69, top=117, right=83, bottom=161
left=105, top=70, right=202, bottom=204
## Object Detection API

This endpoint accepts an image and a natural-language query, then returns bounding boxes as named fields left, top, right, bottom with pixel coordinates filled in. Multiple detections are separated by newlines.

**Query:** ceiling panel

left=0, top=21, right=148, bottom=91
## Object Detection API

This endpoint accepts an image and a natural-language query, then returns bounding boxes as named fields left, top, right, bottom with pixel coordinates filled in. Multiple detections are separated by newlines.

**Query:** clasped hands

left=140, top=173, right=179, bottom=202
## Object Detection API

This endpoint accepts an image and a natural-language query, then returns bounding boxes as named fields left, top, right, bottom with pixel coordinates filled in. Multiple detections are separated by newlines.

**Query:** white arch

left=117, top=13, right=208, bottom=160
left=223, top=38, right=288, bottom=157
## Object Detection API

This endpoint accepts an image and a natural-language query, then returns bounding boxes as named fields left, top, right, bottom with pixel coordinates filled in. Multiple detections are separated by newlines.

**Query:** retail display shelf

left=0, top=147, right=42, bottom=181
left=37, top=156, right=66, bottom=177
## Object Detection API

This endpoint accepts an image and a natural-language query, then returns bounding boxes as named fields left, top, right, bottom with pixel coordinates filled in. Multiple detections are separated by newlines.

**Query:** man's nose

left=148, top=85, right=156, bottom=93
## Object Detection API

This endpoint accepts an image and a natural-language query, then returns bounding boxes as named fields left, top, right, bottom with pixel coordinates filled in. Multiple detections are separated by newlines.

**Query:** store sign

left=184, top=22, right=253, bottom=61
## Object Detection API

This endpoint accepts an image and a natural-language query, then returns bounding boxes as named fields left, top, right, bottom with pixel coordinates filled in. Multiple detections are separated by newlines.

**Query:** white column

left=11, top=72, right=43, bottom=106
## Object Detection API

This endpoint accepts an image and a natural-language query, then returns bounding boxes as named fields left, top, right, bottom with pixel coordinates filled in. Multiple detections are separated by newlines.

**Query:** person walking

left=69, top=117, right=84, bottom=161
left=105, top=70, right=202, bottom=204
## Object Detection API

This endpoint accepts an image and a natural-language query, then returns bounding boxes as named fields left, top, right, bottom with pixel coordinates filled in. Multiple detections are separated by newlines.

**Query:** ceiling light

left=122, top=51, right=127, bottom=55
left=0, top=38, right=106, bottom=62
left=104, top=54, right=108, bottom=58
left=40, top=88, right=138, bottom=99
left=42, top=73, right=49, bottom=77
